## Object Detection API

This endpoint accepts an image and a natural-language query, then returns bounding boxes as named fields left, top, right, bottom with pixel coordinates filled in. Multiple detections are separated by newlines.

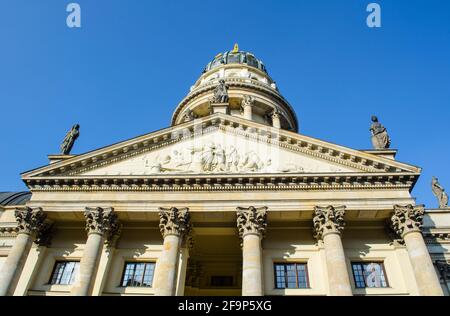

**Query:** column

left=313, top=205, right=353, bottom=296
left=91, top=224, right=122, bottom=296
left=154, top=207, right=191, bottom=296
left=175, top=235, right=193, bottom=296
left=237, top=206, right=268, bottom=296
left=13, top=221, right=54, bottom=296
left=0, top=207, right=46, bottom=296
left=390, top=204, right=444, bottom=296
left=271, top=109, right=281, bottom=129
left=71, top=207, right=119, bottom=296
left=241, top=95, right=254, bottom=121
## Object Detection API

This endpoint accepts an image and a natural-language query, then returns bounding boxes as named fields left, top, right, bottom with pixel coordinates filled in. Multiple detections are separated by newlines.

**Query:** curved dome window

left=246, top=55, right=258, bottom=68
left=227, top=53, right=241, bottom=64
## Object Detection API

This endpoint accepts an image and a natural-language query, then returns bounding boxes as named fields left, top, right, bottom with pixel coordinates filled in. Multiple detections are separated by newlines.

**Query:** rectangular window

left=121, top=262, right=155, bottom=287
left=50, top=261, right=80, bottom=285
left=352, top=262, right=388, bottom=288
left=274, top=263, right=309, bottom=289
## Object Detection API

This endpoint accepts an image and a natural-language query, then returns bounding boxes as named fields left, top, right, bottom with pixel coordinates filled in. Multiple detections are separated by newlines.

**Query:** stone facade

left=0, top=46, right=449, bottom=296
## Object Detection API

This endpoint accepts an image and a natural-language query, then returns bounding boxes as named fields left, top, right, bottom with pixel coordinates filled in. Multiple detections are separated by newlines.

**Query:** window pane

left=363, top=263, right=388, bottom=288
left=50, top=261, right=79, bottom=285
left=274, top=263, right=308, bottom=289
left=352, top=262, right=388, bottom=288
left=122, top=262, right=155, bottom=288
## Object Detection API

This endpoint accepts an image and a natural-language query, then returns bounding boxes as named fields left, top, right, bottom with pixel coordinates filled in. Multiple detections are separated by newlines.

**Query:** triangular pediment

left=22, top=114, right=421, bottom=185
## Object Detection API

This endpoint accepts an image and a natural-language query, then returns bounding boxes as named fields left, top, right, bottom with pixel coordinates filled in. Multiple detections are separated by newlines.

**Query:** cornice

left=24, top=172, right=418, bottom=192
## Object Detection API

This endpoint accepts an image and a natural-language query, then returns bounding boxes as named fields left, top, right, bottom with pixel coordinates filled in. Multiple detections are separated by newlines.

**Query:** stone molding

left=14, top=207, right=47, bottom=236
left=84, top=207, right=120, bottom=237
left=390, top=204, right=425, bottom=239
left=236, top=206, right=268, bottom=239
left=313, top=205, right=346, bottom=240
left=24, top=174, right=416, bottom=193
left=158, top=207, right=191, bottom=239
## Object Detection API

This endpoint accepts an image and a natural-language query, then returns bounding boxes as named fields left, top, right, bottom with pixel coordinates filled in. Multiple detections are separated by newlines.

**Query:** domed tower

left=171, top=44, right=299, bottom=132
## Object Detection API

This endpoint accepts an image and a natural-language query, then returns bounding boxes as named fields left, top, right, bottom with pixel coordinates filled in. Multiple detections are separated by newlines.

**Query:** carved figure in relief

left=146, top=142, right=304, bottom=174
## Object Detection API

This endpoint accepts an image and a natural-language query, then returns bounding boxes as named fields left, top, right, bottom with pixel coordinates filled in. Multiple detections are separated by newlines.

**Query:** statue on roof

left=60, top=124, right=80, bottom=155
left=211, top=79, right=229, bottom=104
left=370, top=116, right=391, bottom=149
left=432, top=177, right=449, bottom=209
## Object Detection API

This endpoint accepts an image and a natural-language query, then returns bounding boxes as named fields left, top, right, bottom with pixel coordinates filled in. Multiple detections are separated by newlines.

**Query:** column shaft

left=404, top=231, right=443, bottom=296
left=13, top=245, right=48, bottom=296
left=0, top=233, right=33, bottom=296
left=242, top=233, right=263, bottom=296
left=71, top=233, right=103, bottom=296
left=154, top=234, right=181, bottom=296
left=323, top=232, right=353, bottom=296
left=243, top=106, right=252, bottom=121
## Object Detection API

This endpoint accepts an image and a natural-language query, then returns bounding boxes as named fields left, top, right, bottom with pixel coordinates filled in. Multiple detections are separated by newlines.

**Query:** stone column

left=13, top=221, right=54, bottom=296
left=175, top=236, right=193, bottom=296
left=313, top=205, right=352, bottom=296
left=71, top=207, right=119, bottom=296
left=154, top=207, right=191, bottom=296
left=390, top=204, right=444, bottom=296
left=237, top=206, right=268, bottom=296
left=0, top=207, right=46, bottom=296
left=271, top=109, right=281, bottom=129
left=241, top=95, right=254, bottom=121
left=91, top=224, right=122, bottom=296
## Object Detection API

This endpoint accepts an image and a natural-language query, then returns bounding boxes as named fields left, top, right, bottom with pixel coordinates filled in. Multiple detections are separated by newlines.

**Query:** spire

left=232, top=43, right=239, bottom=53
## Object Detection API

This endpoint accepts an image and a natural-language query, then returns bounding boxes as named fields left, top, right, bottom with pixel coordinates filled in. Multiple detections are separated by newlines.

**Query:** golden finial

left=232, top=43, right=239, bottom=53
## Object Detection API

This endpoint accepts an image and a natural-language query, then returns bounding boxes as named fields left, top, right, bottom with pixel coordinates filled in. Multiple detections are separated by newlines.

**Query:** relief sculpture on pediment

left=145, top=141, right=304, bottom=174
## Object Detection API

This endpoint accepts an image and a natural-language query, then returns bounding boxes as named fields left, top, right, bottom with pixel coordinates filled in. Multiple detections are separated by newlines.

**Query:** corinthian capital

left=35, top=220, right=55, bottom=247
left=14, top=207, right=47, bottom=235
left=313, top=205, right=346, bottom=240
left=236, top=206, right=268, bottom=239
left=84, top=207, right=119, bottom=236
left=390, top=204, right=425, bottom=238
left=158, top=207, right=191, bottom=238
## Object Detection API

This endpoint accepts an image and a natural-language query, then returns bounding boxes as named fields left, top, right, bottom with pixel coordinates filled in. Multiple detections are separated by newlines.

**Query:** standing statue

left=432, top=177, right=449, bottom=209
left=370, top=116, right=391, bottom=149
left=211, top=79, right=229, bottom=103
left=60, top=124, right=80, bottom=155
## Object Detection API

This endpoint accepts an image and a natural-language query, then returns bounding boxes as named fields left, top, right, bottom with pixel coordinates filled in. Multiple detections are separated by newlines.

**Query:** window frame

left=351, top=261, right=389, bottom=289
left=273, top=262, right=310, bottom=289
left=48, top=261, right=80, bottom=286
left=120, top=261, right=156, bottom=288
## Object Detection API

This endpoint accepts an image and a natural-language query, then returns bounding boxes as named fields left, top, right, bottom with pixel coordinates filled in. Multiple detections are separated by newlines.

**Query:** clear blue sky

left=0, top=0, right=449, bottom=208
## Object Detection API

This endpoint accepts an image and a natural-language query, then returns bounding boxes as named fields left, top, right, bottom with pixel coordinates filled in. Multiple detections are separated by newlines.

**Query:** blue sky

left=0, top=0, right=449, bottom=208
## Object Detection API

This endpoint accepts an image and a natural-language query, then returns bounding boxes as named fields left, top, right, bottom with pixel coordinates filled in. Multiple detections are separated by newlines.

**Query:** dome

left=0, top=192, right=31, bottom=206
left=204, top=44, right=268, bottom=74
left=172, top=45, right=299, bottom=132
